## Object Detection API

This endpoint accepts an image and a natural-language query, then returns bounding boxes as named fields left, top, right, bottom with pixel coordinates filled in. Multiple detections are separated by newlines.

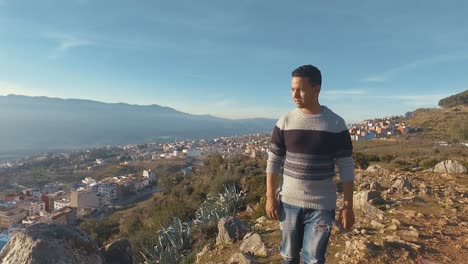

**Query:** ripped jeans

left=279, top=202, right=335, bottom=264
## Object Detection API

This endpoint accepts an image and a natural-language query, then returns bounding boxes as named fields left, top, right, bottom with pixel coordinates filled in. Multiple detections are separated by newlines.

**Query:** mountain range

left=0, top=95, right=275, bottom=159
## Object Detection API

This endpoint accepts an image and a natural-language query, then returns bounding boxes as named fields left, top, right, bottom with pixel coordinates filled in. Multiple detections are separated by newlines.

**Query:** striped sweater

left=266, top=106, right=354, bottom=210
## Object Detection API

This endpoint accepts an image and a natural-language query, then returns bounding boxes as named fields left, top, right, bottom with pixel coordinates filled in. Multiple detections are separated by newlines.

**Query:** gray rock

left=423, top=187, right=433, bottom=195
left=383, top=236, right=421, bottom=252
left=354, top=191, right=385, bottom=219
left=432, top=160, right=467, bottom=173
left=370, top=181, right=383, bottom=191
left=228, top=253, right=257, bottom=264
left=0, top=224, right=104, bottom=264
left=392, top=177, right=413, bottom=191
left=370, top=220, right=385, bottom=230
left=358, top=182, right=370, bottom=191
left=103, top=238, right=134, bottom=264
left=369, top=196, right=387, bottom=205
left=366, top=165, right=386, bottom=174
left=216, top=216, right=250, bottom=245
left=342, top=238, right=377, bottom=261
left=239, top=233, right=267, bottom=257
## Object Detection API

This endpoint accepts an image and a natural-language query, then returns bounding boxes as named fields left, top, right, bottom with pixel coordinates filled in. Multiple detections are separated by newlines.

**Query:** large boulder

left=353, top=191, right=384, bottom=219
left=432, top=160, right=467, bottom=173
left=239, top=233, right=267, bottom=257
left=0, top=224, right=104, bottom=264
left=216, top=216, right=250, bottom=245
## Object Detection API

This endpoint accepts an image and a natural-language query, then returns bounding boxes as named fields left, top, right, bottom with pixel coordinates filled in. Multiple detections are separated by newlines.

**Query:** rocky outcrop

left=432, top=160, right=467, bottom=173
left=0, top=224, right=104, bottom=264
left=0, top=224, right=134, bottom=264
left=216, top=216, right=250, bottom=245
left=103, top=238, right=134, bottom=264
left=353, top=191, right=384, bottom=219
left=239, top=233, right=267, bottom=257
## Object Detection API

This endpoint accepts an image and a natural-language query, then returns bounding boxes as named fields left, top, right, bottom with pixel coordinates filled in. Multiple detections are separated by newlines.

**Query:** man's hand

left=338, top=207, right=355, bottom=230
left=265, top=196, right=279, bottom=220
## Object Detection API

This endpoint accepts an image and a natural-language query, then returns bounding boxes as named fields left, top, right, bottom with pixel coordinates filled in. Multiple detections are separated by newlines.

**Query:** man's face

left=291, top=76, right=320, bottom=108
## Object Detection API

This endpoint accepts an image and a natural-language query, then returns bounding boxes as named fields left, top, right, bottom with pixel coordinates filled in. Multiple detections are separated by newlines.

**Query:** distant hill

left=438, top=90, right=468, bottom=108
left=407, top=102, right=467, bottom=141
left=0, top=95, right=275, bottom=158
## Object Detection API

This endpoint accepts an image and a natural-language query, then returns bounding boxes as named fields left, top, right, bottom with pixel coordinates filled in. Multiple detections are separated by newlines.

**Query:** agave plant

left=143, top=183, right=245, bottom=263
left=142, top=217, right=192, bottom=264
left=218, top=184, right=244, bottom=215
left=194, top=183, right=244, bottom=225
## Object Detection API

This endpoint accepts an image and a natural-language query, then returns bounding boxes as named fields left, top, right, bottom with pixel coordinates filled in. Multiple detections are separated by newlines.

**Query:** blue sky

left=0, top=0, right=467, bottom=123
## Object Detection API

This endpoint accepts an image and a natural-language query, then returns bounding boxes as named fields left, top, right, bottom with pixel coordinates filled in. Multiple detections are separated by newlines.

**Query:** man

left=265, top=65, right=355, bottom=264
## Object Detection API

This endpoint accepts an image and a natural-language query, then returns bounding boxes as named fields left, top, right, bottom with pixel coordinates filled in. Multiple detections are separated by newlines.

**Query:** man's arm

left=335, top=129, right=355, bottom=230
left=339, top=181, right=355, bottom=229
left=266, top=172, right=280, bottom=220
left=265, top=125, right=286, bottom=220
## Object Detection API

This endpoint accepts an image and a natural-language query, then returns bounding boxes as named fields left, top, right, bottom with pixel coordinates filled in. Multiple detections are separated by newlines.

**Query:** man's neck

left=300, top=104, right=322, bottom=115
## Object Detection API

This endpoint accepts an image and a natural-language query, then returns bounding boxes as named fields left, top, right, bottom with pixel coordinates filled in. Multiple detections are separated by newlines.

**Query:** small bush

left=353, top=152, right=369, bottom=169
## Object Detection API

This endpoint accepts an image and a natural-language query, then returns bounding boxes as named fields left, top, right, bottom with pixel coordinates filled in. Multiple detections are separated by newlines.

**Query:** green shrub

left=353, top=152, right=369, bottom=169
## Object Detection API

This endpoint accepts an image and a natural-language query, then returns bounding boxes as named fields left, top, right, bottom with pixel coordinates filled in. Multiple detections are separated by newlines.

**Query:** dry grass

left=406, top=105, right=468, bottom=141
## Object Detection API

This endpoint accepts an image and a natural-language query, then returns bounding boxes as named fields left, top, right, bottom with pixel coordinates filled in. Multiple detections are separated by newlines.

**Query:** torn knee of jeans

left=315, top=224, right=332, bottom=233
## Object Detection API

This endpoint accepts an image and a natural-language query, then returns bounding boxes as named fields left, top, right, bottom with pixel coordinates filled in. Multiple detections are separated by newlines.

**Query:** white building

left=82, top=177, right=97, bottom=186
left=143, top=170, right=156, bottom=183
left=98, top=183, right=117, bottom=205
left=22, top=201, right=46, bottom=216
left=54, top=199, right=71, bottom=210
left=31, top=189, right=43, bottom=199
left=183, top=149, right=202, bottom=157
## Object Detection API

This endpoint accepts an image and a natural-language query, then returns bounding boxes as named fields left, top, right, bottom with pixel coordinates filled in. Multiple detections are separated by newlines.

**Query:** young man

left=265, top=65, right=355, bottom=264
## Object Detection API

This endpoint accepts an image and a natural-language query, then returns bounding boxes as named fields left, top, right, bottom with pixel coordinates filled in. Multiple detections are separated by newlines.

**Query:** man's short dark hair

left=292, top=65, right=322, bottom=86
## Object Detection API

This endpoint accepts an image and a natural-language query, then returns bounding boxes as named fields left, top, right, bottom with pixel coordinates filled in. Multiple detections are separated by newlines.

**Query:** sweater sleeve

left=266, top=125, right=286, bottom=175
left=335, top=129, right=355, bottom=183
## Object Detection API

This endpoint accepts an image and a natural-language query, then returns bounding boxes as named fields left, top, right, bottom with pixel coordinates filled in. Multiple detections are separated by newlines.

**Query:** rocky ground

left=196, top=165, right=468, bottom=264
left=2, top=164, right=466, bottom=264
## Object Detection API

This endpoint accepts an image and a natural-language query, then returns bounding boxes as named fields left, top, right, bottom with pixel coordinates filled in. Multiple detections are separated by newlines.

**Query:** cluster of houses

left=71, top=170, right=156, bottom=208
left=0, top=133, right=276, bottom=251
left=0, top=170, right=156, bottom=251
left=348, top=118, right=412, bottom=141
left=0, top=185, right=77, bottom=251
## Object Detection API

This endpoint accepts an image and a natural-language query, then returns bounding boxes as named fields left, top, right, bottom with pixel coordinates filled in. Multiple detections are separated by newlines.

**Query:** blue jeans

left=279, top=202, right=335, bottom=264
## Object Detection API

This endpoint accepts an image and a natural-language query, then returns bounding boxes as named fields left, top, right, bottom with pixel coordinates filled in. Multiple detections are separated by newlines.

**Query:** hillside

left=438, top=90, right=468, bottom=108
left=406, top=105, right=467, bottom=141
left=78, top=153, right=467, bottom=264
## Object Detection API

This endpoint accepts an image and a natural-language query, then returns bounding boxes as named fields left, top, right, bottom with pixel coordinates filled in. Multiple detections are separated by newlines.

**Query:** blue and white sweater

left=266, top=106, right=355, bottom=210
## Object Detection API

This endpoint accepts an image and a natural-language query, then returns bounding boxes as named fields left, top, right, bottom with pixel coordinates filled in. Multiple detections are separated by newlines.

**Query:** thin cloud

left=361, top=76, right=386, bottom=83
left=362, top=52, right=468, bottom=83
left=46, top=32, right=93, bottom=54
left=324, top=89, right=367, bottom=95
left=368, top=93, right=452, bottom=107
